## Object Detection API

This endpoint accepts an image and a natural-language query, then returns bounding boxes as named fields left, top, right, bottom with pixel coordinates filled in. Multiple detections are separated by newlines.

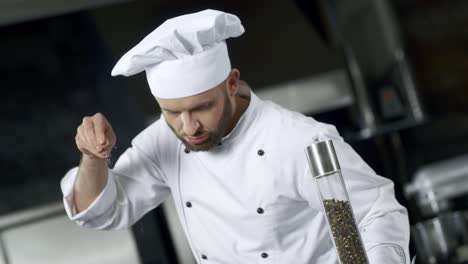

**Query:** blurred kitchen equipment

left=405, top=153, right=468, bottom=264
left=301, top=0, right=426, bottom=140
left=404, top=153, right=468, bottom=217
left=305, top=139, right=369, bottom=264
left=256, top=69, right=354, bottom=116
left=0, top=202, right=141, bottom=264
left=411, top=211, right=468, bottom=264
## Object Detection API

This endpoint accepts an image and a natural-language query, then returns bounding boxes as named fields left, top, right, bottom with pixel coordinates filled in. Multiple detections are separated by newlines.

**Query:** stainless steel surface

left=412, top=211, right=468, bottom=264
left=0, top=202, right=63, bottom=231
left=305, top=140, right=341, bottom=178
left=405, top=153, right=468, bottom=216
left=0, top=202, right=141, bottom=264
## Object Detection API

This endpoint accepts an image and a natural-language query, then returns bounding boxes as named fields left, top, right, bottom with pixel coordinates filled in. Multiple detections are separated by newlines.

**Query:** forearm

left=73, top=155, right=109, bottom=213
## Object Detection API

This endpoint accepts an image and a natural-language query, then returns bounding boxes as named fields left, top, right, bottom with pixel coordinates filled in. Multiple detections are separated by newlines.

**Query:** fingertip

left=100, top=142, right=109, bottom=151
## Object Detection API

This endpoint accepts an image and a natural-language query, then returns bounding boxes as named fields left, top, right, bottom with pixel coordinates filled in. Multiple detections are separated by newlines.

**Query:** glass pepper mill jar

left=305, top=139, right=369, bottom=264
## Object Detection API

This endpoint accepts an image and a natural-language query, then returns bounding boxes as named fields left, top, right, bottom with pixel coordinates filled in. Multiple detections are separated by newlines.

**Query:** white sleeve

left=60, top=143, right=171, bottom=230
left=300, top=123, right=410, bottom=264
left=61, top=166, right=117, bottom=223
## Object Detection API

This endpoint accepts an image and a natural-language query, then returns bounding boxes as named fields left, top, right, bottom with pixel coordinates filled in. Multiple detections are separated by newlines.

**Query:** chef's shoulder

left=260, top=100, right=341, bottom=148
left=130, top=115, right=179, bottom=162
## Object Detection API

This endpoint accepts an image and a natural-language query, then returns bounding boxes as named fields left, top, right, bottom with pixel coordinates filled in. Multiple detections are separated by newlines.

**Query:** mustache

left=178, top=130, right=209, bottom=138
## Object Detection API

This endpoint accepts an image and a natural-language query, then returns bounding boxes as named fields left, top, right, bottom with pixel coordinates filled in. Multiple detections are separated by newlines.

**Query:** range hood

left=0, top=0, right=129, bottom=26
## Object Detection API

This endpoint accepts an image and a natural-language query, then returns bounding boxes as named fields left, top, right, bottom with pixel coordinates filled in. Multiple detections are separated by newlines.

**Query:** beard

left=168, top=94, right=233, bottom=152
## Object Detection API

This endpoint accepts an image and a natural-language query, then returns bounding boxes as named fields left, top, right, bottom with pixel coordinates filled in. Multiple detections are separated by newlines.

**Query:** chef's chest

left=170, top=145, right=310, bottom=227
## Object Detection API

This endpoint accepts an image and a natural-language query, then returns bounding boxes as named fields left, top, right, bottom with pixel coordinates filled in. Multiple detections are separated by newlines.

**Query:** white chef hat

left=111, top=9, right=245, bottom=99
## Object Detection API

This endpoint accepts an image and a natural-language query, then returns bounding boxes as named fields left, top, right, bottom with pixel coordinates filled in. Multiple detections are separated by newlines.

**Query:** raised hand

left=75, top=113, right=116, bottom=160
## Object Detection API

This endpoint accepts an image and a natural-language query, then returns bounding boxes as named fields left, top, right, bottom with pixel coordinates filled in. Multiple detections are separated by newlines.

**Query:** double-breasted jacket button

left=257, top=149, right=264, bottom=156
left=261, top=252, right=269, bottom=258
left=257, top=207, right=264, bottom=214
left=186, top=201, right=192, bottom=208
left=201, top=254, right=208, bottom=260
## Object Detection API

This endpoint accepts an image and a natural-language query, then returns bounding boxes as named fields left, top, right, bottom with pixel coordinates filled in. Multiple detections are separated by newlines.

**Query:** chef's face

left=157, top=70, right=239, bottom=151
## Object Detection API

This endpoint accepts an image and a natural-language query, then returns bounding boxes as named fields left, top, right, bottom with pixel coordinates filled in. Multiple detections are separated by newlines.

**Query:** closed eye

left=194, top=103, right=213, bottom=112
left=161, top=101, right=213, bottom=115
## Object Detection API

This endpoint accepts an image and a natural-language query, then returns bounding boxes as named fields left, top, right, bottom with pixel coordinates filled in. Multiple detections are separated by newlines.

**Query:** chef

left=61, top=9, right=410, bottom=263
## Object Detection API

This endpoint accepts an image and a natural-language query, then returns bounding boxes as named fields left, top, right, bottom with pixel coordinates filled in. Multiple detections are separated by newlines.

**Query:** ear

left=226, top=68, right=240, bottom=97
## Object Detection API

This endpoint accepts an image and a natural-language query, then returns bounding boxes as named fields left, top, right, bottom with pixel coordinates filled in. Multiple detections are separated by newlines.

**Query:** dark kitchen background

left=1, top=0, right=468, bottom=263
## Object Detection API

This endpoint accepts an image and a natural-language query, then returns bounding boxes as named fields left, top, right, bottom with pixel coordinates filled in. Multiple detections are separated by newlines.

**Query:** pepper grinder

left=305, top=139, right=369, bottom=264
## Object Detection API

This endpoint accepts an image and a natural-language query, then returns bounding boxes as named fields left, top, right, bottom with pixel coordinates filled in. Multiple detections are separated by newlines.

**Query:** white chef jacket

left=61, top=92, right=410, bottom=264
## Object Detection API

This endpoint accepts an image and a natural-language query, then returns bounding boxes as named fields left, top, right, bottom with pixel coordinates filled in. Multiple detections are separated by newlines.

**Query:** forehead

left=156, top=86, right=220, bottom=111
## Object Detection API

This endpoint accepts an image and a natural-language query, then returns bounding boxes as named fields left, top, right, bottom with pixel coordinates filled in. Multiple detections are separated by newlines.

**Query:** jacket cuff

left=60, top=167, right=117, bottom=223
left=367, top=243, right=407, bottom=264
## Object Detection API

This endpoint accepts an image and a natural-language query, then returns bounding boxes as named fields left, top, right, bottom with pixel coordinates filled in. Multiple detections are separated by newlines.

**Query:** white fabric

left=111, top=9, right=244, bottom=99
left=61, top=92, right=410, bottom=263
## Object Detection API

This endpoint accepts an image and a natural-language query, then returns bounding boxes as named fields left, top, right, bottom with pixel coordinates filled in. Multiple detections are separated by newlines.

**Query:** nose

left=181, top=112, right=200, bottom=136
